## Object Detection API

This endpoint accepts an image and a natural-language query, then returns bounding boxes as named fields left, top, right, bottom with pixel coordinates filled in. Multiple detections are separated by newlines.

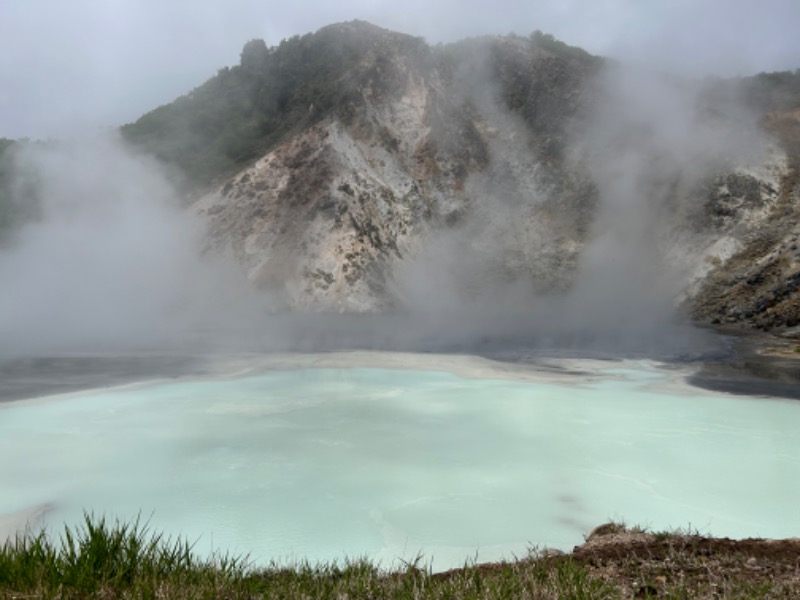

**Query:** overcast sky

left=1, top=0, right=799, bottom=140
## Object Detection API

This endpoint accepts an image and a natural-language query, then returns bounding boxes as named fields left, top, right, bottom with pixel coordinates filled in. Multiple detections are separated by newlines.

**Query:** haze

left=2, top=0, right=799, bottom=140
left=0, top=2, right=779, bottom=358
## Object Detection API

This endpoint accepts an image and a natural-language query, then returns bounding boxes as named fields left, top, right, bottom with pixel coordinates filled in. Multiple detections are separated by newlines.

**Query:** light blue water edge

left=1, top=361, right=798, bottom=571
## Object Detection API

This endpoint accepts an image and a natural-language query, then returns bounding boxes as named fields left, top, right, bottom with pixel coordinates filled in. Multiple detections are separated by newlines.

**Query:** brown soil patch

left=570, top=528, right=800, bottom=598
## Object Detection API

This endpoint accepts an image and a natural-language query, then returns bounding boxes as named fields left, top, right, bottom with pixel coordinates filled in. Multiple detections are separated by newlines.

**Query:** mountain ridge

left=164, top=21, right=799, bottom=333
left=4, top=21, right=800, bottom=335
left=182, top=22, right=603, bottom=314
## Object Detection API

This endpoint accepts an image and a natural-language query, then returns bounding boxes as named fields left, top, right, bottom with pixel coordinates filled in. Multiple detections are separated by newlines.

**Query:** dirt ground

left=570, top=526, right=800, bottom=598
left=433, top=525, right=800, bottom=598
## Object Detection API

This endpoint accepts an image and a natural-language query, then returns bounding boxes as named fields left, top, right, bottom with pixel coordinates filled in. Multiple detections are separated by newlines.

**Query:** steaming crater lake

left=1, top=351, right=799, bottom=570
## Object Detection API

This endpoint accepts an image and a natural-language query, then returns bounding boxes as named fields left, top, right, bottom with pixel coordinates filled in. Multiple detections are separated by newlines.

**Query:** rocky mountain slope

left=127, top=21, right=800, bottom=331
left=182, top=22, right=599, bottom=314
left=689, top=107, right=800, bottom=331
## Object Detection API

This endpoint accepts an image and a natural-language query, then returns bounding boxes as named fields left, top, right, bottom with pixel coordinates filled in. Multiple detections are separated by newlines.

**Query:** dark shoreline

left=0, top=354, right=210, bottom=404
left=687, top=326, right=800, bottom=400
left=1, top=326, right=798, bottom=403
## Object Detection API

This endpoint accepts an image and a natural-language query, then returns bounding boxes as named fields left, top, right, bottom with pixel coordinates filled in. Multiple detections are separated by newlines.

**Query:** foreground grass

left=1, top=515, right=797, bottom=599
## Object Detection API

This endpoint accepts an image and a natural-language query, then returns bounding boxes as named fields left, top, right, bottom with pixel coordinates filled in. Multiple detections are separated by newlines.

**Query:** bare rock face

left=195, top=69, right=445, bottom=312
left=687, top=110, right=800, bottom=331
left=194, top=29, right=596, bottom=313
left=188, top=22, right=799, bottom=330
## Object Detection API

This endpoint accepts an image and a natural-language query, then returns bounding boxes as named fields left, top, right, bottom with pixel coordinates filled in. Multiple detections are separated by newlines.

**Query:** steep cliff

left=688, top=107, right=800, bottom=330
left=188, top=22, right=598, bottom=312
left=125, top=21, right=800, bottom=332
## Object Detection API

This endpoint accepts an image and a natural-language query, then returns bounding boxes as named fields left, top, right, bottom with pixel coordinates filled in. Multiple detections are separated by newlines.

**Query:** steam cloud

left=0, top=135, right=263, bottom=357
left=561, top=65, right=765, bottom=332
left=0, top=47, right=770, bottom=360
left=389, top=57, right=766, bottom=356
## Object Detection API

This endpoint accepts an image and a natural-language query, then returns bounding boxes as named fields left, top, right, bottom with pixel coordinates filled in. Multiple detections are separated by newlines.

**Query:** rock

left=183, top=24, right=798, bottom=325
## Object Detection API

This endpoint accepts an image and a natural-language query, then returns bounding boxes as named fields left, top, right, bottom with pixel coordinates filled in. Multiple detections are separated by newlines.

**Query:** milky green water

left=1, top=362, right=798, bottom=570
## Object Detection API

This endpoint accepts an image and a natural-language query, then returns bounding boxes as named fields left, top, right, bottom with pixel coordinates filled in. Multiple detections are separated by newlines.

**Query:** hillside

left=172, top=23, right=601, bottom=314
left=6, top=20, right=800, bottom=332
left=121, top=22, right=598, bottom=189
left=125, top=22, right=605, bottom=314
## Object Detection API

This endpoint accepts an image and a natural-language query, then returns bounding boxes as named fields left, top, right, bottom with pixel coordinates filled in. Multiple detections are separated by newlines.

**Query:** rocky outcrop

left=190, top=22, right=799, bottom=331
left=688, top=110, right=800, bottom=331
left=194, top=24, right=598, bottom=312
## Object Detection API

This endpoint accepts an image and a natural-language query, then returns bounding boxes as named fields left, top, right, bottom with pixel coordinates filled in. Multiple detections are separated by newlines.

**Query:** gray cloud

left=1, top=0, right=798, bottom=139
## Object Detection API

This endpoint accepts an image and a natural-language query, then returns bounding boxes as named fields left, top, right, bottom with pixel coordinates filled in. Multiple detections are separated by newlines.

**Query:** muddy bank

left=688, top=326, right=800, bottom=399
left=432, top=524, right=800, bottom=598
left=571, top=526, right=800, bottom=598
left=0, top=354, right=211, bottom=403
left=2, top=324, right=798, bottom=404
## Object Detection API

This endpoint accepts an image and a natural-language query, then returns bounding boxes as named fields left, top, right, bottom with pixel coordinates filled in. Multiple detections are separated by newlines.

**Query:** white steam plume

left=0, top=134, right=264, bottom=356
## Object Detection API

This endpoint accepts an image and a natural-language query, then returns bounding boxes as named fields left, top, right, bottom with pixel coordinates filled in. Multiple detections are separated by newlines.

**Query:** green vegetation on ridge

left=120, top=20, right=799, bottom=200
left=0, top=138, right=38, bottom=245
left=0, top=138, right=49, bottom=246
left=121, top=22, right=426, bottom=188
left=120, top=22, right=599, bottom=190
left=0, top=139, right=17, bottom=242
left=743, top=69, right=800, bottom=113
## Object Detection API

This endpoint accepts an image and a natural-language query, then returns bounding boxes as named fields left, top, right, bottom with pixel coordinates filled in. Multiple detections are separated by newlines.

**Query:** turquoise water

left=1, top=363, right=799, bottom=570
